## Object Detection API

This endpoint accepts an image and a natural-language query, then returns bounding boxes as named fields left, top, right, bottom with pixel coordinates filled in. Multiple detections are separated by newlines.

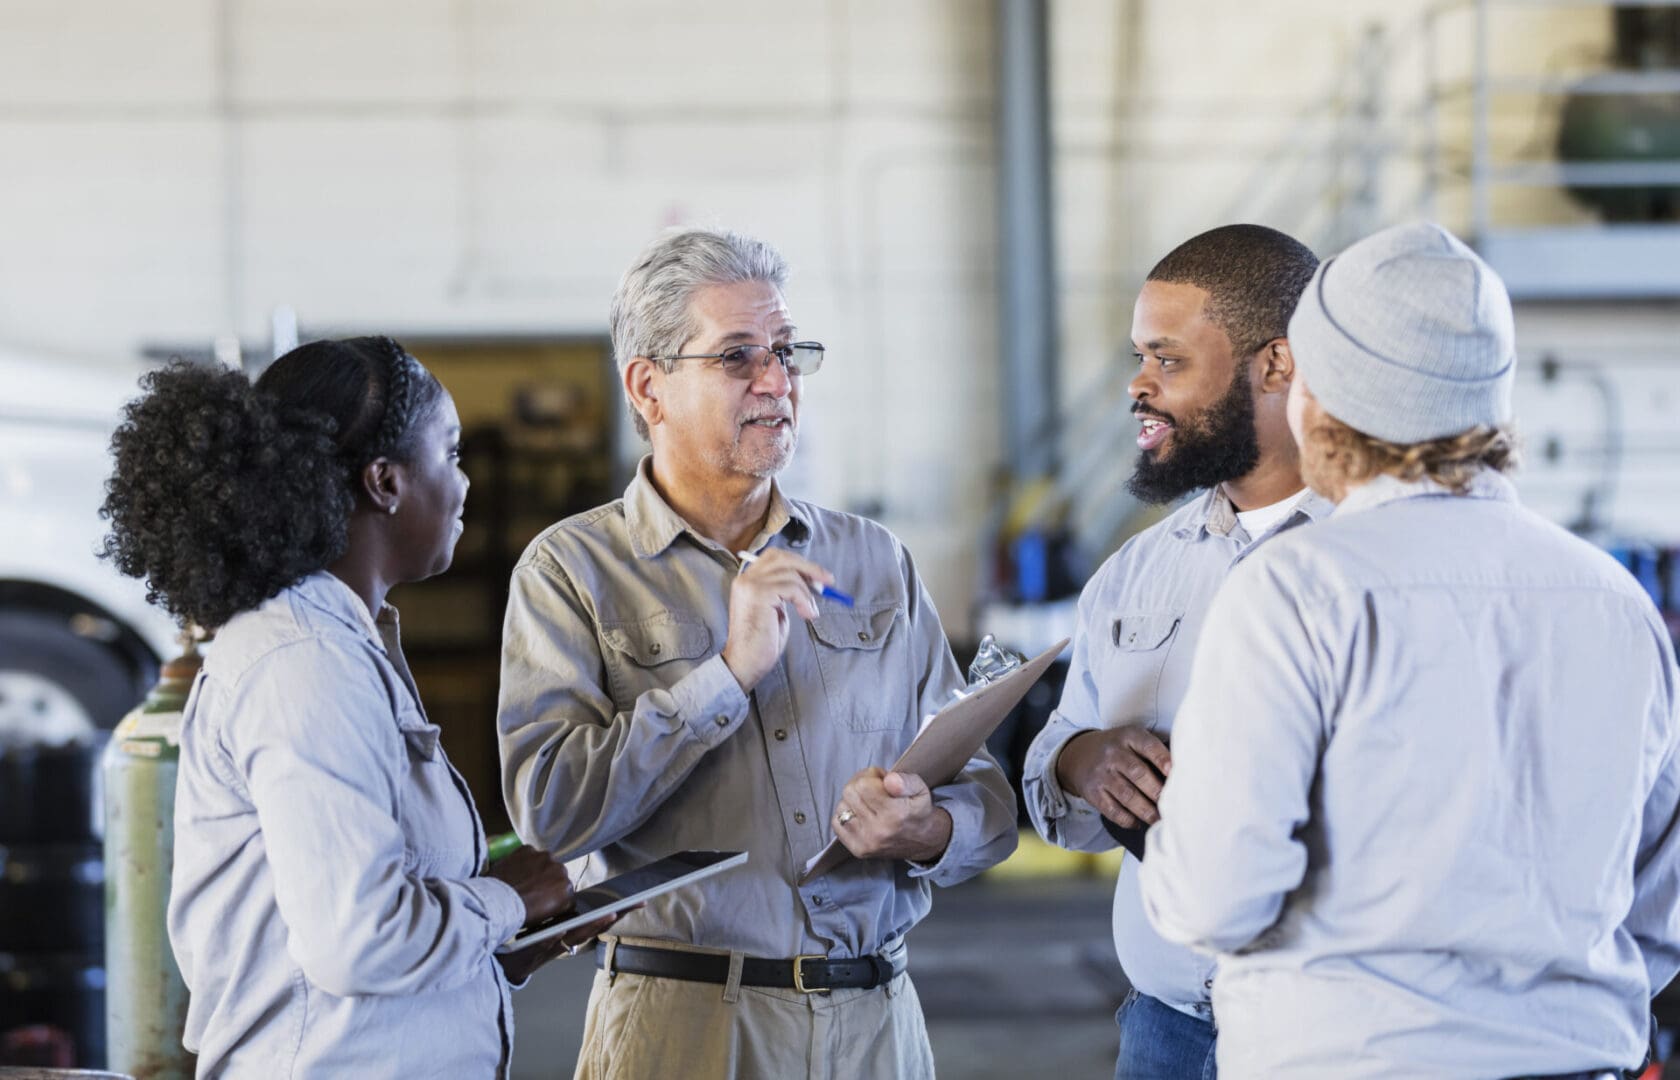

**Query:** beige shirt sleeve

left=497, top=549, right=751, bottom=858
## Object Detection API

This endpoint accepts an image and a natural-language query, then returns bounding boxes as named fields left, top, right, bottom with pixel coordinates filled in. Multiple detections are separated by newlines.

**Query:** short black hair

left=100, top=336, right=443, bottom=630
left=1146, top=224, right=1319, bottom=358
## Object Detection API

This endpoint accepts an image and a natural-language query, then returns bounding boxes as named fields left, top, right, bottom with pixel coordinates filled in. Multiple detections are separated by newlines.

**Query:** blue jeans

left=1114, top=989, right=1217, bottom=1080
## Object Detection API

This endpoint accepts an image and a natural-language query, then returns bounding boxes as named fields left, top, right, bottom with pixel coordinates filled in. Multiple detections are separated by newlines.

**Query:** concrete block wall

left=3, top=0, right=1674, bottom=634
left=0, top=0, right=1004, bottom=629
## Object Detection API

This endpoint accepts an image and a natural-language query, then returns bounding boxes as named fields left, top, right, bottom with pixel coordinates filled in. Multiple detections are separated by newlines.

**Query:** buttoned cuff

left=676, top=655, right=752, bottom=746
left=1031, top=728, right=1082, bottom=821
left=905, top=794, right=974, bottom=885
left=465, top=875, right=528, bottom=952
left=1054, top=790, right=1112, bottom=854
left=1045, top=736, right=1106, bottom=822
left=1026, top=728, right=1112, bottom=853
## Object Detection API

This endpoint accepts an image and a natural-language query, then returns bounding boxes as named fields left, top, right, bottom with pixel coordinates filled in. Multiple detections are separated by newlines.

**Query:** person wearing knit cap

left=1138, top=222, right=1680, bottom=1079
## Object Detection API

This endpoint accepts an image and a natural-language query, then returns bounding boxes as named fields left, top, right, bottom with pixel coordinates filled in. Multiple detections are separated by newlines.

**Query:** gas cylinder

left=101, top=633, right=200, bottom=1079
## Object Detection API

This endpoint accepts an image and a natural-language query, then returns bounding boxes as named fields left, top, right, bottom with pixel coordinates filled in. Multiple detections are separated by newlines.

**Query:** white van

left=0, top=347, right=177, bottom=742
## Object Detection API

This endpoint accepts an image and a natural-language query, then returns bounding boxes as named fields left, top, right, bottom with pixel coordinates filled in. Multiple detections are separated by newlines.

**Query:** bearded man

left=1021, top=224, right=1326, bottom=1079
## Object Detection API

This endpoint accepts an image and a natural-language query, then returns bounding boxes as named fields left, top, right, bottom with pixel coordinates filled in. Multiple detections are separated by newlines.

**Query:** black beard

left=1126, top=361, right=1261, bottom=505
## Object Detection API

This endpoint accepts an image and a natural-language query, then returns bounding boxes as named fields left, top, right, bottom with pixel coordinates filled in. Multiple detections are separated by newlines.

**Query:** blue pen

left=735, top=550, right=855, bottom=607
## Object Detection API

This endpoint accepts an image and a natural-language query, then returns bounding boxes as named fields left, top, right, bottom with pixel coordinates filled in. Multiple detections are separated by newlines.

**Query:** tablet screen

left=498, top=849, right=747, bottom=953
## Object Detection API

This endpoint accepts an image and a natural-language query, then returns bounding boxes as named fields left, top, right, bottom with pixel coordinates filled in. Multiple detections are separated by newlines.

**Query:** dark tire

left=0, top=611, right=149, bottom=737
left=0, top=742, right=103, bottom=843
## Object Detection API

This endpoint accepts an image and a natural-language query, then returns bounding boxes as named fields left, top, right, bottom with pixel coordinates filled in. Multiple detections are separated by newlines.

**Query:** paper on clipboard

left=798, top=637, right=1070, bottom=884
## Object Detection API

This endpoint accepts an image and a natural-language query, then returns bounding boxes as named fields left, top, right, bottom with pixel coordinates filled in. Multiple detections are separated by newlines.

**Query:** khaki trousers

left=572, top=937, right=936, bottom=1080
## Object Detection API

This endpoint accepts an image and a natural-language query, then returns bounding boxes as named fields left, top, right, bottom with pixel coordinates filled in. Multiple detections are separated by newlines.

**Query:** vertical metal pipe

left=218, top=0, right=244, bottom=340
left=1422, top=5, right=1441, bottom=221
left=1351, top=25, right=1387, bottom=242
left=1471, top=0, right=1492, bottom=238
left=995, top=0, right=1059, bottom=481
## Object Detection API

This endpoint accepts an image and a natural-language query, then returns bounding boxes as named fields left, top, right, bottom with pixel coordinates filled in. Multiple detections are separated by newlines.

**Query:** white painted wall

left=2, top=0, right=1675, bottom=633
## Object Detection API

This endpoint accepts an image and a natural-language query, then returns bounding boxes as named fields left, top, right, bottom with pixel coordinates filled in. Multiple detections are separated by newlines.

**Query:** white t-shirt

left=1233, top=487, right=1309, bottom=541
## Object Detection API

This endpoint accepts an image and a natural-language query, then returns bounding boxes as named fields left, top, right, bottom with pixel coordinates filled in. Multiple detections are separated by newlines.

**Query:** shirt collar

left=287, top=571, right=437, bottom=753
left=623, top=454, right=812, bottom=560
left=292, top=570, right=399, bottom=653
left=1335, top=468, right=1518, bottom=518
left=1172, top=484, right=1334, bottom=542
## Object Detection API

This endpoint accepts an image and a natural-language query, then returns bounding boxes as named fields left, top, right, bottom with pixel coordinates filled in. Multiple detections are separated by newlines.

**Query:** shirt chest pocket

left=808, top=605, right=912, bottom=733
left=395, top=713, right=475, bottom=879
left=1098, top=612, right=1183, bottom=732
left=599, top=614, right=714, bottom=714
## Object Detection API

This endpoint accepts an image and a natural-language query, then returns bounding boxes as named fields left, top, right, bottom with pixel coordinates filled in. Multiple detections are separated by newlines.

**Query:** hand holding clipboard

left=799, top=637, right=1070, bottom=883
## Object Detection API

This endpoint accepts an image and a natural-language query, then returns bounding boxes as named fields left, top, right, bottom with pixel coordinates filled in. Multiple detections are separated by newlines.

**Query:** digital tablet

left=495, top=849, right=748, bottom=954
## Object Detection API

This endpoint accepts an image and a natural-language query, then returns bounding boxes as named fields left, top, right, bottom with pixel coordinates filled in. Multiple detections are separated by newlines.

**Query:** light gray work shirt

left=169, top=572, right=527, bottom=1079
left=1140, top=472, right=1680, bottom=1078
left=1021, top=484, right=1331, bottom=1016
left=497, top=458, right=1017, bottom=960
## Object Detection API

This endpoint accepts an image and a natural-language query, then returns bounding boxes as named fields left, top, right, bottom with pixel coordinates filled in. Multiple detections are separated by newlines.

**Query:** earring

left=388, top=504, right=398, bottom=516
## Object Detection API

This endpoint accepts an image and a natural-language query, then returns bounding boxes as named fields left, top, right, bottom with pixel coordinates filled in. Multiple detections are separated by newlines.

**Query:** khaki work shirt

left=497, top=458, right=1018, bottom=960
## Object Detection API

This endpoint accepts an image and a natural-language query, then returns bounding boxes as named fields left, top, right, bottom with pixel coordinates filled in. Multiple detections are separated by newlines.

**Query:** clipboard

left=798, top=637, right=1070, bottom=884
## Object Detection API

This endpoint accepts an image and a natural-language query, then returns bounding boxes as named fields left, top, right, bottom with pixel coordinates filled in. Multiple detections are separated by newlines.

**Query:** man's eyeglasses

left=651, top=341, right=825, bottom=380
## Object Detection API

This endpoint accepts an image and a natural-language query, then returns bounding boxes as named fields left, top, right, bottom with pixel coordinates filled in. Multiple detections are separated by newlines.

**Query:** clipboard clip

left=966, top=633, right=1025, bottom=686
left=925, top=634, right=1028, bottom=720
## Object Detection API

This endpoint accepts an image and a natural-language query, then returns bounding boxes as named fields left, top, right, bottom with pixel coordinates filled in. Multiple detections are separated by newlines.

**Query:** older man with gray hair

left=497, top=226, right=1017, bottom=1079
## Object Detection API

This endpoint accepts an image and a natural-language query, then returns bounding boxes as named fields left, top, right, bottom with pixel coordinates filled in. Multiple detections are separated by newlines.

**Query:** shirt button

left=814, top=895, right=826, bottom=906
left=857, top=631, right=870, bottom=642
left=650, top=642, right=662, bottom=655
left=715, top=715, right=729, bottom=728
left=1204, top=979, right=1213, bottom=989
left=794, top=812, right=807, bottom=824
left=774, top=729, right=787, bottom=741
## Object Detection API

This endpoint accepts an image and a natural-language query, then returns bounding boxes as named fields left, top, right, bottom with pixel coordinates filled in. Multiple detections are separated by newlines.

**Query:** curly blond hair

left=1301, top=414, right=1518, bottom=498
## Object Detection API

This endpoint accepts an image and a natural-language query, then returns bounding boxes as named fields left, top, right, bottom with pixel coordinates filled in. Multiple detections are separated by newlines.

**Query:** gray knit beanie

left=1287, top=221, right=1515, bottom=443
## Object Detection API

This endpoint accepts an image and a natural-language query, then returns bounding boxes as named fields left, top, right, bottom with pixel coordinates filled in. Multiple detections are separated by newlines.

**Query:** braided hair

left=101, top=336, right=444, bottom=629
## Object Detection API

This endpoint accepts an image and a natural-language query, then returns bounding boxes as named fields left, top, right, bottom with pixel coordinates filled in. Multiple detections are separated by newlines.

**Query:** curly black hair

left=1147, top=224, right=1320, bottom=359
left=100, top=337, right=443, bottom=630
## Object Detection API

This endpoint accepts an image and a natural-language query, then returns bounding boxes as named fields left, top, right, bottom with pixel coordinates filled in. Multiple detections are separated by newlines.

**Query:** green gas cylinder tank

left=101, top=635, right=200, bottom=1080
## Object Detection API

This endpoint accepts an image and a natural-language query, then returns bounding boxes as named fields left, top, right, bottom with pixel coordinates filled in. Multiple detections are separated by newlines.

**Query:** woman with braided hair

left=102, top=337, right=614, bottom=1077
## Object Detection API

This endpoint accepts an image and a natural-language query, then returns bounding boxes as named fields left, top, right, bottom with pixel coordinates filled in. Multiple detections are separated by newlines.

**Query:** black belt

left=601, top=942, right=905, bottom=994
